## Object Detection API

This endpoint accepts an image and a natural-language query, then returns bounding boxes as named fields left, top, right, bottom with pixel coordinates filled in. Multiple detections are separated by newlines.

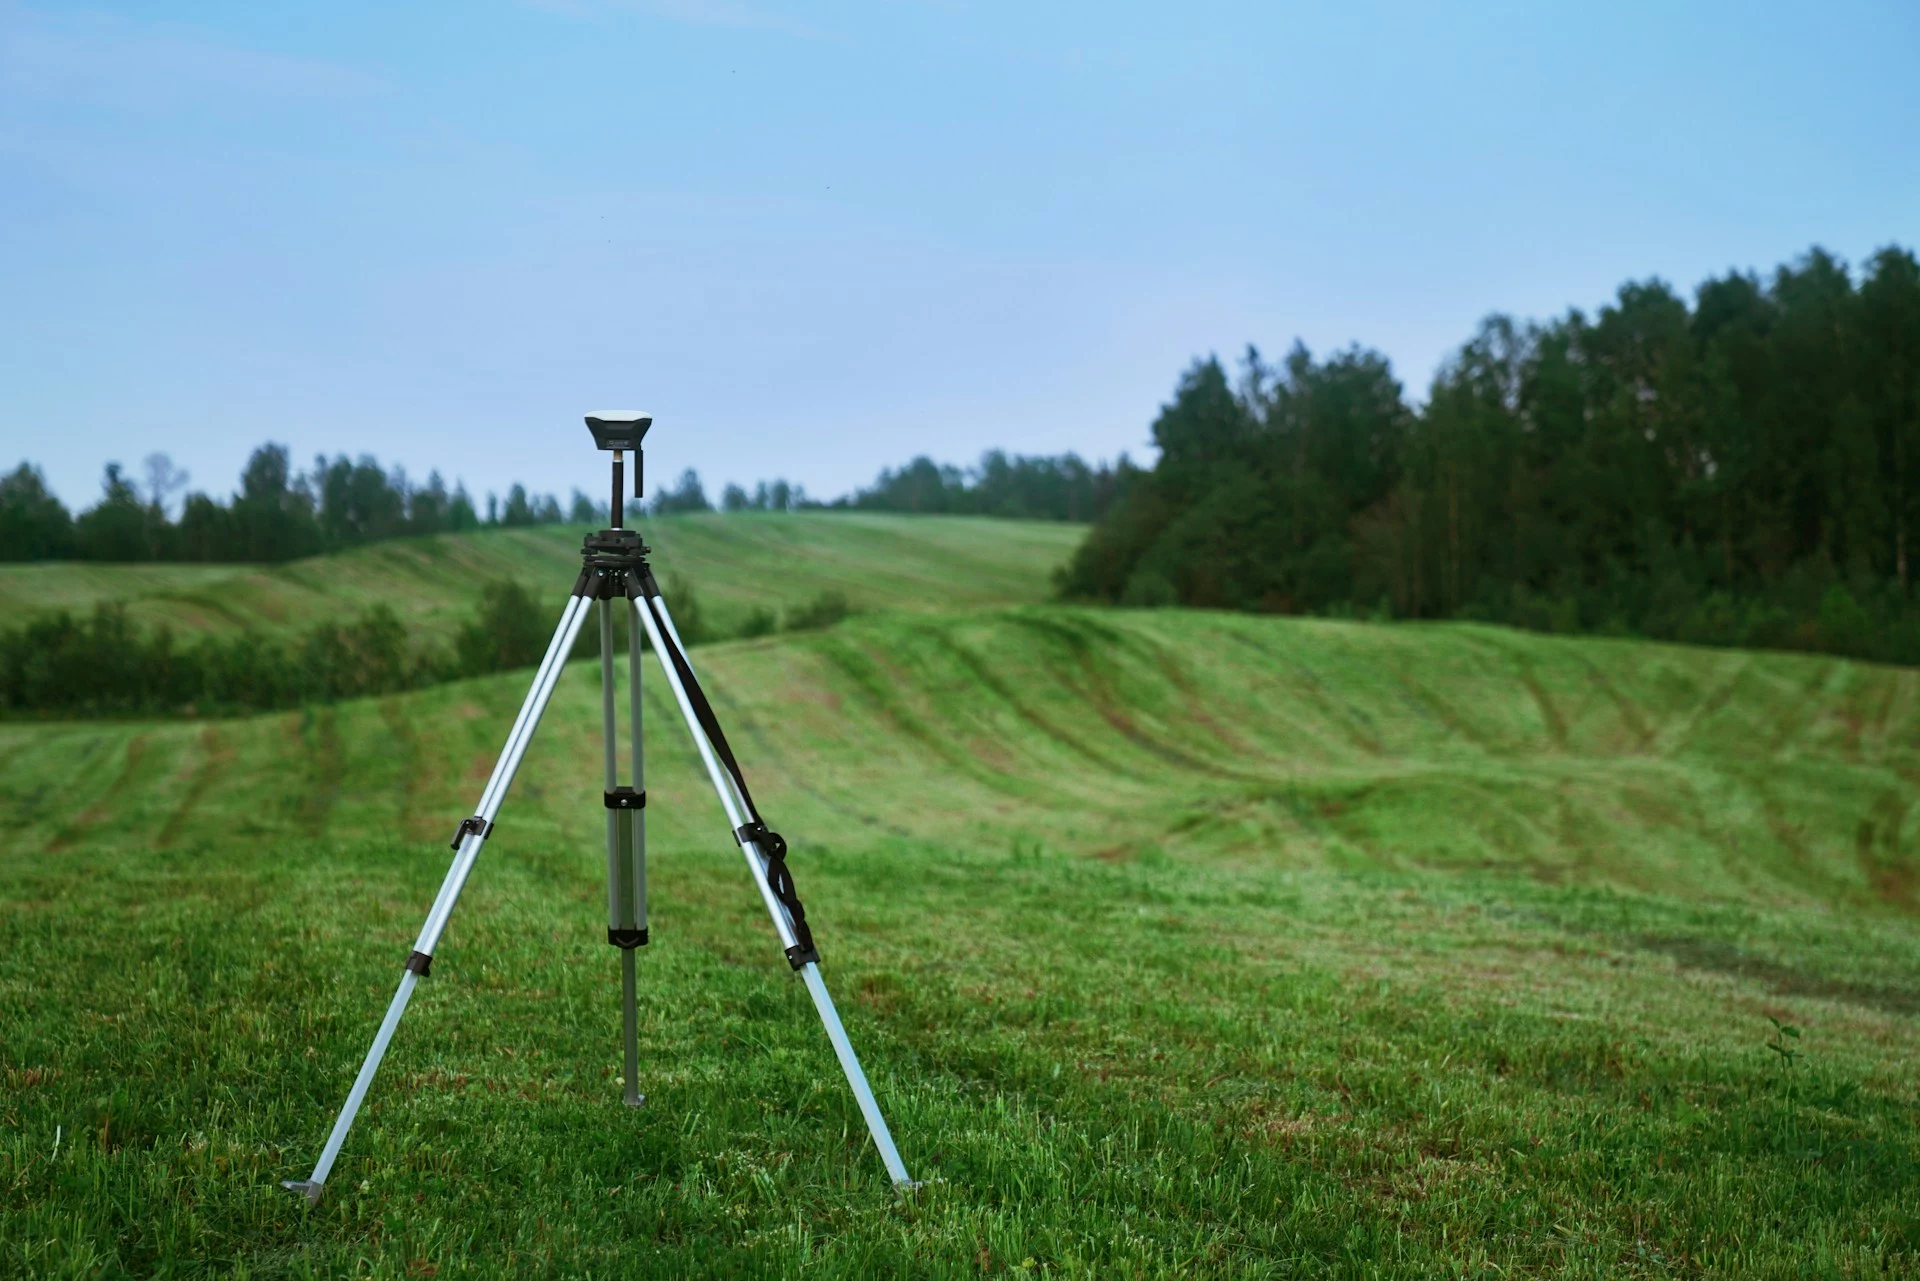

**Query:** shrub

left=457, top=581, right=548, bottom=676
left=737, top=605, right=778, bottom=639
left=784, top=589, right=851, bottom=632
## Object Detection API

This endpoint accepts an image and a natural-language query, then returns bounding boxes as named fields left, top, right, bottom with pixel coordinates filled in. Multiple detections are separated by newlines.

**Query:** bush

left=457, top=581, right=548, bottom=676
left=737, top=605, right=778, bottom=639
left=0, top=590, right=538, bottom=718
left=1119, top=570, right=1177, bottom=608
left=661, top=575, right=710, bottom=645
left=784, top=589, right=851, bottom=632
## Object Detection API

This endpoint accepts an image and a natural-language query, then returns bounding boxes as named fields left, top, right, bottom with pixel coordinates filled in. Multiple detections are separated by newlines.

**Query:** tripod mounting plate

left=575, top=529, right=654, bottom=600
left=586, top=411, right=652, bottom=451
left=582, top=528, right=649, bottom=568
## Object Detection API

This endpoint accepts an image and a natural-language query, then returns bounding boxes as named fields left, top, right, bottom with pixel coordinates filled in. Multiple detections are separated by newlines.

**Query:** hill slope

left=0, top=512, right=1085, bottom=643
left=2, top=611, right=1916, bottom=1274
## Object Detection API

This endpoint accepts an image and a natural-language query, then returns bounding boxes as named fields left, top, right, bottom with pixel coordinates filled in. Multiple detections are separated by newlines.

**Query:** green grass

left=2, top=605, right=1918, bottom=1276
left=0, top=512, right=1086, bottom=643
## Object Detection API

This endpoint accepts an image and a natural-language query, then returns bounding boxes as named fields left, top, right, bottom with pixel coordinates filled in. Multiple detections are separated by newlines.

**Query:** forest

left=1061, top=245, right=1920, bottom=664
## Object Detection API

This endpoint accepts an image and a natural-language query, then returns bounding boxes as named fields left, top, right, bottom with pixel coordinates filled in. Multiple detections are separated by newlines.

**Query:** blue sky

left=3, top=0, right=1916, bottom=513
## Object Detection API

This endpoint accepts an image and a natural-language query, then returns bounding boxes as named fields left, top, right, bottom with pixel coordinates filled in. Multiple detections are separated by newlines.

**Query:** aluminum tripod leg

left=284, top=594, right=593, bottom=1205
left=624, top=602, right=647, bottom=1102
left=632, top=592, right=913, bottom=1188
left=600, top=600, right=646, bottom=1108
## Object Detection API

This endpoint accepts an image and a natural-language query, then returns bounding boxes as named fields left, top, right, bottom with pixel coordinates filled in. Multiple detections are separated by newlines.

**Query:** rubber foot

left=624, top=1093, right=646, bottom=1108
left=281, top=1179, right=324, bottom=1206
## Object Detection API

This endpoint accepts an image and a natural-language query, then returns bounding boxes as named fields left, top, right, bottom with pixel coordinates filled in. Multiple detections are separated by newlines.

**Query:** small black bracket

left=607, top=927, right=649, bottom=949
left=733, top=821, right=786, bottom=861
left=404, top=950, right=433, bottom=976
left=604, top=788, right=646, bottom=809
left=450, top=815, right=493, bottom=849
left=734, top=821, right=817, bottom=969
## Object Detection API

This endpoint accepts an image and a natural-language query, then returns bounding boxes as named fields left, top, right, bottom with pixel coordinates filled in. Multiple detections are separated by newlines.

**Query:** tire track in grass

left=1737, top=768, right=1848, bottom=897
left=812, top=630, right=1060, bottom=796
left=1842, top=665, right=1906, bottom=766
left=1657, top=654, right=1753, bottom=756
left=147, top=588, right=256, bottom=631
left=378, top=695, right=428, bottom=841
left=1377, top=636, right=1502, bottom=751
left=48, top=734, right=149, bottom=851
left=1457, top=632, right=1566, bottom=750
left=0, top=735, right=39, bottom=780
left=297, top=706, right=343, bottom=837
left=1575, top=654, right=1658, bottom=754
left=1766, top=662, right=1838, bottom=759
left=1216, top=626, right=1388, bottom=758
left=1135, top=623, right=1260, bottom=756
left=3, top=729, right=109, bottom=832
left=1870, top=668, right=1915, bottom=766
left=916, top=621, right=1141, bottom=782
left=157, top=726, right=234, bottom=848
left=1514, top=658, right=1568, bottom=750
left=1855, top=786, right=1918, bottom=910
left=1004, top=612, right=1255, bottom=782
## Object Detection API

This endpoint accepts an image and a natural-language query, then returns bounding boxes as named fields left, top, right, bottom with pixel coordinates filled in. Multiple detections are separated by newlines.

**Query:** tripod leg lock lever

left=450, top=815, right=493, bottom=849
left=607, top=927, right=649, bottom=949
left=404, top=950, right=433, bottom=976
left=604, top=788, right=646, bottom=809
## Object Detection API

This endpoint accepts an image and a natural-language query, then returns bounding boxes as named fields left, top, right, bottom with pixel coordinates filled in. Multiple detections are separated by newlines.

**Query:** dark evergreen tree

left=73, top=463, right=162, bottom=561
left=652, top=469, right=712, bottom=515
left=0, top=463, right=74, bottom=560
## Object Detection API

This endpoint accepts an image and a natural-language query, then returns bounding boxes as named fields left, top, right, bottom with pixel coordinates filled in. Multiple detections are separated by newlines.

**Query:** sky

left=3, top=0, right=1917, bottom=514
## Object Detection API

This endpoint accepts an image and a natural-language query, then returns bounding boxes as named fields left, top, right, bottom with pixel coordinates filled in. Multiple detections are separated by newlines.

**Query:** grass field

left=0, top=513, right=1085, bottom=644
left=3, top=532, right=1919, bottom=1275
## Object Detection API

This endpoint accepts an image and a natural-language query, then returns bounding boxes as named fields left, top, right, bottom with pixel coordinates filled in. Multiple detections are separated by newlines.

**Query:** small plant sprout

left=1766, top=1014, right=1801, bottom=1068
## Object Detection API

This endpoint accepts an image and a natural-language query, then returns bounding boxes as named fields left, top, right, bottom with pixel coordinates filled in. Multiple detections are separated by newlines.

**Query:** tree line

left=1, top=443, right=1107, bottom=567
left=0, top=576, right=857, bottom=718
left=620, top=452, right=1124, bottom=522
left=1061, top=244, right=1920, bottom=663
left=0, top=446, right=591, bottom=564
left=834, top=450, right=1125, bottom=521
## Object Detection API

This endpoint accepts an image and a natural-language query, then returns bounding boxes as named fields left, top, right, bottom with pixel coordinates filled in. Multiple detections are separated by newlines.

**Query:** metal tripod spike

left=284, top=412, right=910, bottom=1205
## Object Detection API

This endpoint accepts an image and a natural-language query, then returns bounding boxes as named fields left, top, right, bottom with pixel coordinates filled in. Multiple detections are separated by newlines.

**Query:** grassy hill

left=2, top=605, right=1916, bottom=1275
left=0, top=512, right=1086, bottom=644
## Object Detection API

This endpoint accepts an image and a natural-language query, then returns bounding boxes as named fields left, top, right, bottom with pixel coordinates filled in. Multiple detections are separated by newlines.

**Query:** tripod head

left=586, top=411, right=652, bottom=528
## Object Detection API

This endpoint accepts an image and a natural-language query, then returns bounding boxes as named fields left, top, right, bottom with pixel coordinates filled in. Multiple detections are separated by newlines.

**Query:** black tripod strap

left=641, top=592, right=819, bottom=968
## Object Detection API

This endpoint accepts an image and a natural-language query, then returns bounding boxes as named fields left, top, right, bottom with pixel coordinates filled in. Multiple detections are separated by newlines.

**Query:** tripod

left=284, top=413, right=911, bottom=1203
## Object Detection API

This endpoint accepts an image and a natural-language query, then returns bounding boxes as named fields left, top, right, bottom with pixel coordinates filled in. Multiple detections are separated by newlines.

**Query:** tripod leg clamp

left=450, top=815, right=493, bottom=849
left=607, top=927, right=649, bottom=949
left=404, top=950, right=432, bottom=976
